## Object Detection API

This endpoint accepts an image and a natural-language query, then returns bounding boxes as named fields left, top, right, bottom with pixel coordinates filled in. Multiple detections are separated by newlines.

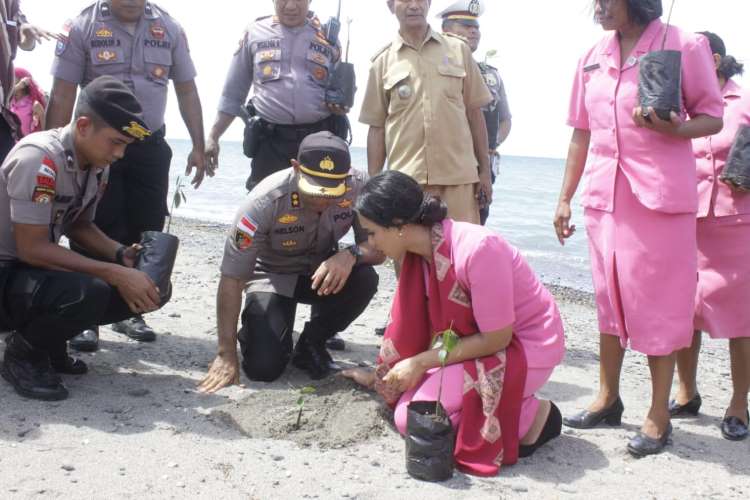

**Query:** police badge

left=468, top=0, right=481, bottom=16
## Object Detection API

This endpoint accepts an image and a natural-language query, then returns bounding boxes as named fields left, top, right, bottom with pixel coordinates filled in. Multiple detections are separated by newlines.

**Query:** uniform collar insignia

left=291, top=191, right=301, bottom=209
left=99, top=1, right=111, bottom=18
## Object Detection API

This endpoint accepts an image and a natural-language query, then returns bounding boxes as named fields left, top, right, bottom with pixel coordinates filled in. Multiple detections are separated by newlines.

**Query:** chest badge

left=397, top=84, right=412, bottom=99
left=260, top=50, right=275, bottom=62
left=150, top=24, right=166, bottom=40
left=262, top=65, right=274, bottom=77
left=97, top=50, right=117, bottom=62
left=282, top=240, right=298, bottom=248
left=152, top=66, right=167, bottom=79
left=312, top=66, right=327, bottom=82
left=96, top=27, right=113, bottom=38
left=278, top=214, right=299, bottom=224
left=484, top=73, right=498, bottom=87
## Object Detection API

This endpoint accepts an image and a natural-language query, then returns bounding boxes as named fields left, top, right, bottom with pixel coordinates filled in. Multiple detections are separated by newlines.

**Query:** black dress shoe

left=669, top=393, right=702, bottom=417
left=563, top=397, right=624, bottom=429
left=291, top=336, right=341, bottom=380
left=325, top=334, right=346, bottom=351
left=721, top=411, right=749, bottom=441
left=69, top=327, right=99, bottom=352
left=112, top=316, right=156, bottom=342
left=50, top=355, right=88, bottom=375
left=1, top=334, right=68, bottom=401
left=520, top=402, right=562, bottom=458
left=627, top=423, right=672, bottom=457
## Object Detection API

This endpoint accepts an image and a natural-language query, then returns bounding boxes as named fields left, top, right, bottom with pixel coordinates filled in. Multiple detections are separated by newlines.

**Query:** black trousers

left=246, top=116, right=340, bottom=192
left=89, top=130, right=173, bottom=247
left=238, top=265, right=379, bottom=382
left=0, top=265, right=134, bottom=355
left=479, top=171, right=498, bottom=226
left=0, top=117, right=16, bottom=166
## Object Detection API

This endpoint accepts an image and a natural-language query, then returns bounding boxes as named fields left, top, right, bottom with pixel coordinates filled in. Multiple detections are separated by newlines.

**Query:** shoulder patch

left=370, top=42, right=392, bottom=63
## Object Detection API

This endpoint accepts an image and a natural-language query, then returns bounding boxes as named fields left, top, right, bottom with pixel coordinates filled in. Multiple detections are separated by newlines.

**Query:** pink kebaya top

left=567, top=19, right=724, bottom=214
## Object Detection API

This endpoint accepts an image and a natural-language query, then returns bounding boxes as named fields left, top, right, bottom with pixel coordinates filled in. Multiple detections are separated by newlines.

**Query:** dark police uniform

left=219, top=12, right=343, bottom=191
left=51, top=1, right=196, bottom=245
left=1, top=1, right=28, bottom=162
left=0, top=76, right=157, bottom=400
left=220, top=148, right=377, bottom=382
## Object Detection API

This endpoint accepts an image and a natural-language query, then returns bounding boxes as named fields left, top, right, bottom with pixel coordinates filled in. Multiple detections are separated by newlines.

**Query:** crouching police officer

left=206, top=0, right=349, bottom=193
left=0, top=76, right=165, bottom=401
left=198, top=132, right=383, bottom=392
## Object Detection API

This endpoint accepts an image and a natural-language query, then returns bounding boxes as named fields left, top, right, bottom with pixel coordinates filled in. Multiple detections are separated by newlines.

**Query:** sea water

left=167, top=139, right=592, bottom=292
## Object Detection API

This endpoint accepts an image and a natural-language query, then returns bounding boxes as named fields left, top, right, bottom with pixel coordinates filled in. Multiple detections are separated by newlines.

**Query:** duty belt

left=261, top=116, right=333, bottom=142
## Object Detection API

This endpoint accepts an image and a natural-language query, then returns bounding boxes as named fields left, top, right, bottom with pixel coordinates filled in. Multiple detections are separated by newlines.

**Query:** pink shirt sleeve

left=566, top=55, right=591, bottom=130
left=682, top=34, right=724, bottom=118
left=464, top=236, right=516, bottom=333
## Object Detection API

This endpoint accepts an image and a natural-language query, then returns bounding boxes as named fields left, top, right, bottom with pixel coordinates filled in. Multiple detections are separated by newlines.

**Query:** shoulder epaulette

left=370, top=42, right=392, bottom=62
left=444, top=32, right=469, bottom=45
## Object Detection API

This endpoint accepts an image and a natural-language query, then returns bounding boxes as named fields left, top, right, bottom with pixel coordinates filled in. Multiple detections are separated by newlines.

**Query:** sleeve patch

left=233, top=215, right=259, bottom=250
left=32, top=187, right=55, bottom=204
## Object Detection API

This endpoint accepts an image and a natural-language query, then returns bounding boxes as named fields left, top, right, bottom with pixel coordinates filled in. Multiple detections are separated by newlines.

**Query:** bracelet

left=115, top=245, right=127, bottom=266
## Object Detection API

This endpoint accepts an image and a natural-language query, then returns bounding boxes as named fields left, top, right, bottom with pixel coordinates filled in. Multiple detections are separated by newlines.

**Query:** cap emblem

left=469, top=0, right=481, bottom=15
left=319, top=156, right=335, bottom=171
left=122, top=121, right=151, bottom=140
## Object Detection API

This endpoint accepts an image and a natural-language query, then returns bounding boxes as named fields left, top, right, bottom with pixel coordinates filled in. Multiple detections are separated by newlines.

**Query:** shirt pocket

left=254, top=48, right=282, bottom=84
left=383, top=62, right=412, bottom=115
left=306, top=49, right=331, bottom=87
left=144, top=48, right=173, bottom=86
left=270, top=226, right=308, bottom=257
left=437, top=64, right=466, bottom=103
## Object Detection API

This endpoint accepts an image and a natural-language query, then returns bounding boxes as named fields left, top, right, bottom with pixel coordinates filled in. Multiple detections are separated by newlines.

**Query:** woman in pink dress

left=553, top=0, right=724, bottom=456
left=669, top=32, right=750, bottom=442
left=344, top=171, right=565, bottom=475
left=9, top=67, right=46, bottom=136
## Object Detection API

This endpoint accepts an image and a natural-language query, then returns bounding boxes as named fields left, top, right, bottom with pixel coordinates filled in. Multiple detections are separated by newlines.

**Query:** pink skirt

left=695, top=213, right=750, bottom=339
left=584, top=170, right=697, bottom=356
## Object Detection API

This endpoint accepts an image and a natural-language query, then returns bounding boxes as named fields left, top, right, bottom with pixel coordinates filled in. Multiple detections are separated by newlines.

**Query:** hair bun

left=719, top=55, right=745, bottom=80
left=417, top=194, right=448, bottom=225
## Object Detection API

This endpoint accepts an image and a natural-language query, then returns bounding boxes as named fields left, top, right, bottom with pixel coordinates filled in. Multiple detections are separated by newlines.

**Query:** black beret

left=297, top=131, right=351, bottom=198
left=79, top=75, right=151, bottom=141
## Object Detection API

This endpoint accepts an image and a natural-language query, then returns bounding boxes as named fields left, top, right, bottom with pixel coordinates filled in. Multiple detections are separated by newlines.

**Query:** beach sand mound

left=213, top=376, right=394, bottom=449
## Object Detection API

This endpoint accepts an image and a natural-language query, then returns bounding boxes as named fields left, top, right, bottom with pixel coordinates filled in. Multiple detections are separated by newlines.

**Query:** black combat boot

left=291, top=334, right=341, bottom=380
left=1, top=333, right=69, bottom=401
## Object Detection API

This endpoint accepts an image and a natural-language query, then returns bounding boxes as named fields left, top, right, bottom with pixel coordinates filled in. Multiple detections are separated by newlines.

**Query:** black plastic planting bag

left=405, top=401, right=455, bottom=482
left=720, top=126, right=750, bottom=190
left=136, top=231, right=179, bottom=307
left=639, top=50, right=682, bottom=121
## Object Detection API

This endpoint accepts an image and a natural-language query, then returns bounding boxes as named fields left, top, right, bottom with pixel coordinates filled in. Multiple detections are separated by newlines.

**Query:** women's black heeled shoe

left=668, top=393, right=702, bottom=417
left=627, top=423, right=672, bottom=457
left=520, top=402, right=562, bottom=458
left=563, top=397, right=624, bottom=429
left=721, top=411, right=749, bottom=441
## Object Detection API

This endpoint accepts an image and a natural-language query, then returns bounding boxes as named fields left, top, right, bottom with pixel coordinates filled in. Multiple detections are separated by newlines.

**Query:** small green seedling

left=166, top=176, right=187, bottom=233
left=431, top=322, right=460, bottom=416
left=295, top=386, right=317, bottom=429
left=483, top=49, right=498, bottom=65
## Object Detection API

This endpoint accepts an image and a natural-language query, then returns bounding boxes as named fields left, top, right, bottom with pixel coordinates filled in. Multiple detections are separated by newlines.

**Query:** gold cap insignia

left=278, top=214, right=299, bottom=224
left=469, top=0, right=481, bottom=16
left=319, top=156, right=335, bottom=171
left=122, top=121, right=151, bottom=140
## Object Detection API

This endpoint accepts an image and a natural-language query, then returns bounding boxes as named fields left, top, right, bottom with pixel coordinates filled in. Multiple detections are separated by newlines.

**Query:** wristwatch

left=346, top=244, right=363, bottom=266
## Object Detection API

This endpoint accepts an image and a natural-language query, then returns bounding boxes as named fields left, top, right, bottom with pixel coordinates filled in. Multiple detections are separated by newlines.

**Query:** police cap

left=297, top=131, right=351, bottom=198
left=436, top=0, right=485, bottom=27
left=79, top=75, right=151, bottom=141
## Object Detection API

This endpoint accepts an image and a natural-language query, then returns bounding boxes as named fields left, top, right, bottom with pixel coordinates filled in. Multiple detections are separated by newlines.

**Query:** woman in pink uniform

left=553, top=0, right=724, bottom=457
left=9, top=68, right=46, bottom=136
left=344, top=171, right=565, bottom=475
left=669, top=32, right=750, bottom=442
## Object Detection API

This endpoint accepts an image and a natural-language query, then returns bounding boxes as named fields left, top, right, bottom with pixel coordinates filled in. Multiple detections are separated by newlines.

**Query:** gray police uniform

left=51, top=1, right=196, bottom=246
left=218, top=13, right=344, bottom=189
left=219, top=167, right=378, bottom=381
left=479, top=62, right=511, bottom=151
left=0, top=126, right=132, bottom=351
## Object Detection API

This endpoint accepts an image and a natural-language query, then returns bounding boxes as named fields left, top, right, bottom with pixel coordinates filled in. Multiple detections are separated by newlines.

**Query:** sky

left=15, top=0, right=750, bottom=159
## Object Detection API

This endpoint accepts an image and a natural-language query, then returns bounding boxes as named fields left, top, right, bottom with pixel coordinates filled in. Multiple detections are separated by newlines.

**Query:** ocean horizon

left=166, top=138, right=592, bottom=293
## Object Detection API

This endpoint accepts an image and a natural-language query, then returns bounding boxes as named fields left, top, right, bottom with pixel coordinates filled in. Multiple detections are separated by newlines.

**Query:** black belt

left=261, top=116, right=333, bottom=142
left=143, top=125, right=167, bottom=144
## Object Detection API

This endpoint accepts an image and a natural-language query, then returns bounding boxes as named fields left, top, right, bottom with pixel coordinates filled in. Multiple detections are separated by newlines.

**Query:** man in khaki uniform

left=360, top=0, right=492, bottom=224
left=198, top=132, right=382, bottom=392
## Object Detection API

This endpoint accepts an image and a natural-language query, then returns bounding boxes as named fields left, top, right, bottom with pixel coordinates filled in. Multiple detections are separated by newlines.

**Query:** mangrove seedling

left=166, top=176, right=187, bottom=233
left=483, top=49, right=498, bottom=65
left=295, top=386, right=317, bottom=429
left=431, top=322, right=460, bottom=417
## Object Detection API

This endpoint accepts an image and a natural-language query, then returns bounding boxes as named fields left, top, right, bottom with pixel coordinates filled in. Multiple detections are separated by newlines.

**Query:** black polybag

left=405, top=401, right=455, bottom=482
left=720, top=126, right=750, bottom=190
left=136, top=231, right=179, bottom=307
left=639, top=50, right=682, bottom=121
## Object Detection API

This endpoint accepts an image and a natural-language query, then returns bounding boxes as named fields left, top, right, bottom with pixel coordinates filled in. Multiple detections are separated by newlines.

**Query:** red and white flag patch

left=234, top=214, right=258, bottom=251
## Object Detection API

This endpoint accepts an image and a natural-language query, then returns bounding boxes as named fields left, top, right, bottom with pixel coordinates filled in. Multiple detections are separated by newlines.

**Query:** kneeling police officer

left=0, top=76, right=165, bottom=401
left=199, top=132, right=383, bottom=392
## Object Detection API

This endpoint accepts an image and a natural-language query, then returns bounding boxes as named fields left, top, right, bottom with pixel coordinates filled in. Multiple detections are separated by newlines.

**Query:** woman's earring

left=398, top=231, right=404, bottom=237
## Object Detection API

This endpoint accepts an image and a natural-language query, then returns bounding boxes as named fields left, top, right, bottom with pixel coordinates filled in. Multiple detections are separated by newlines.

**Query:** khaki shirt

left=0, top=125, right=108, bottom=262
left=220, top=168, right=367, bottom=297
left=51, top=1, right=197, bottom=131
left=359, top=29, right=491, bottom=186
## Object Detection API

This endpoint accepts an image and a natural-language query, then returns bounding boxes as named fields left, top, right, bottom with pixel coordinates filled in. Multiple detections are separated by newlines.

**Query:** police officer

left=205, top=0, right=349, bottom=193
left=198, top=132, right=382, bottom=392
left=0, top=76, right=166, bottom=401
left=438, top=0, right=512, bottom=225
left=46, top=0, right=207, bottom=350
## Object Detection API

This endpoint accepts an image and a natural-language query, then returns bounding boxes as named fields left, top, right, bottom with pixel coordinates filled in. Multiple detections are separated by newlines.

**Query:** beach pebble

left=169, top=313, right=182, bottom=318
left=559, top=485, right=577, bottom=494
left=511, top=484, right=529, bottom=493
left=272, top=455, right=285, bottom=461
left=168, top=462, right=179, bottom=468
left=127, top=388, right=150, bottom=397
left=61, top=464, right=75, bottom=472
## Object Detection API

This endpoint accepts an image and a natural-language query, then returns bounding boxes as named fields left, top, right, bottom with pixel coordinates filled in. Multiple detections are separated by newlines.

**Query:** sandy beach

left=1, top=216, right=748, bottom=499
